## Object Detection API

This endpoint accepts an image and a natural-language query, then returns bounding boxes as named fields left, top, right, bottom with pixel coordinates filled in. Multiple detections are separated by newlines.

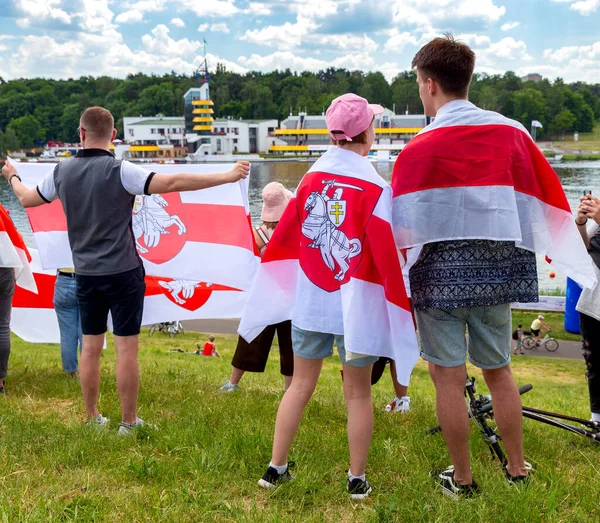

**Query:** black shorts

left=232, top=320, right=293, bottom=376
left=531, top=329, right=540, bottom=336
left=76, top=265, right=145, bottom=337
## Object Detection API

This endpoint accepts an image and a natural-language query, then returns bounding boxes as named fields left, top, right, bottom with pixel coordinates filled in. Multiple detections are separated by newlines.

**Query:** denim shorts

left=292, top=325, right=379, bottom=368
left=415, top=304, right=512, bottom=369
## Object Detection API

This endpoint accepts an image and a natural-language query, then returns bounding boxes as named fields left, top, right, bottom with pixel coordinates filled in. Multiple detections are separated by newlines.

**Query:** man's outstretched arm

left=1, top=159, right=46, bottom=208
left=147, top=161, right=250, bottom=195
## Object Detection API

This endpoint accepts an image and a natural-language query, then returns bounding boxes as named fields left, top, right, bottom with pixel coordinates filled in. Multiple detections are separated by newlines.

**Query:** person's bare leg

left=482, top=365, right=528, bottom=477
left=342, top=363, right=373, bottom=477
left=80, top=334, right=105, bottom=419
left=230, top=367, right=245, bottom=385
left=390, top=361, right=408, bottom=398
left=284, top=374, right=293, bottom=391
left=430, top=362, right=473, bottom=485
left=114, top=334, right=139, bottom=424
left=271, top=356, right=322, bottom=466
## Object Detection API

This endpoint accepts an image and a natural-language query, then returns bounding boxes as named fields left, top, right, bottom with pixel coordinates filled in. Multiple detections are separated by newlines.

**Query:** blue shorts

left=415, top=304, right=512, bottom=369
left=292, top=325, right=379, bottom=368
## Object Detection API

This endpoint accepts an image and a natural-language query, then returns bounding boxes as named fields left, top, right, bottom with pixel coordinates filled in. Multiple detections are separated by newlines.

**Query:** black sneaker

left=257, top=464, right=295, bottom=490
left=505, top=465, right=532, bottom=485
left=433, top=467, right=479, bottom=499
left=347, top=478, right=372, bottom=500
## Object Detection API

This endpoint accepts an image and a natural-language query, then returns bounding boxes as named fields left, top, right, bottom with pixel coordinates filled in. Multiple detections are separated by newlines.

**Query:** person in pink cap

left=255, top=93, right=393, bottom=500
left=220, top=182, right=294, bottom=392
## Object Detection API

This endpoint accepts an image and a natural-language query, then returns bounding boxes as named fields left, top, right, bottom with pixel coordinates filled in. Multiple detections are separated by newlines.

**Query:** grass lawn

left=0, top=331, right=598, bottom=522
left=551, top=125, right=600, bottom=153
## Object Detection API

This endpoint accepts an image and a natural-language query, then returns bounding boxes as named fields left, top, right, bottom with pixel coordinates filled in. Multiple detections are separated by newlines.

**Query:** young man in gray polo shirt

left=3, top=106, right=249, bottom=434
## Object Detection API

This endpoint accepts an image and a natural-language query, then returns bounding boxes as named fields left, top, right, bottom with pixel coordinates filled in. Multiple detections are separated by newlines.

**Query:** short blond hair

left=80, top=107, right=114, bottom=140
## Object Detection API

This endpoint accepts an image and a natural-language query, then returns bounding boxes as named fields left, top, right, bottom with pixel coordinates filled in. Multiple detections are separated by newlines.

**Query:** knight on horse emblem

left=132, top=194, right=187, bottom=254
left=302, top=179, right=363, bottom=281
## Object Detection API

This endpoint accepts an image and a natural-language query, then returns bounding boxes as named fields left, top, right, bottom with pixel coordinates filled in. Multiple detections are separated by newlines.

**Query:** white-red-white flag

left=0, top=204, right=36, bottom=293
left=238, top=147, right=419, bottom=386
left=14, top=161, right=259, bottom=292
left=11, top=250, right=248, bottom=343
left=391, top=101, right=597, bottom=289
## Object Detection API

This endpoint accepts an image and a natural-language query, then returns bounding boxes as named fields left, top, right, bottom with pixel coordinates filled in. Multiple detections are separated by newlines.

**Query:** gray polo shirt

left=37, top=149, right=155, bottom=276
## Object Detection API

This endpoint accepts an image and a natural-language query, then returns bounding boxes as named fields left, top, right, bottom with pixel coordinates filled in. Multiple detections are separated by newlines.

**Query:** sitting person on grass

left=198, top=336, right=221, bottom=357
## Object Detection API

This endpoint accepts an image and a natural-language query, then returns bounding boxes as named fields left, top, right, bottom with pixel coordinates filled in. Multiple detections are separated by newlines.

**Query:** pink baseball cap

left=325, top=93, right=384, bottom=142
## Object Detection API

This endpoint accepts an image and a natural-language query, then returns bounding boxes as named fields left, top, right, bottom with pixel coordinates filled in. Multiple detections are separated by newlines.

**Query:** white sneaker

left=86, top=413, right=109, bottom=428
left=117, top=417, right=156, bottom=436
left=220, top=380, right=239, bottom=392
left=385, top=396, right=410, bottom=413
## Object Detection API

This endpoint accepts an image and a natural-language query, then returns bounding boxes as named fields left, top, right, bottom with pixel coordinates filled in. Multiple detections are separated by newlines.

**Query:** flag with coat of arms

left=238, top=146, right=419, bottom=386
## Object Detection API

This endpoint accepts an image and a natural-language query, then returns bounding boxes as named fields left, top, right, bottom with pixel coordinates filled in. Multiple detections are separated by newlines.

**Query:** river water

left=2, top=160, right=599, bottom=291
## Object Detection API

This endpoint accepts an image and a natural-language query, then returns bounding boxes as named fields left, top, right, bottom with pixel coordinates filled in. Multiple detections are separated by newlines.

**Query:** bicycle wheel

left=149, top=325, right=156, bottom=336
left=168, top=327, right=177, bottom=338
left=544, top=338, right=559, bottom=352
left=522, top=336, right=536, bottom=350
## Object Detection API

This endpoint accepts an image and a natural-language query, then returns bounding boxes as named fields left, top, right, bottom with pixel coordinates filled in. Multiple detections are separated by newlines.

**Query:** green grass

left=511, top=310, right=581, bottom=341
left=0, top=331, right=598, bottom=522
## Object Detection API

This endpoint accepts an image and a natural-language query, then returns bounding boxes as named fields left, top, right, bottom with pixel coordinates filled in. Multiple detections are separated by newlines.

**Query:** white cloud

left=115, top=9, right=144, bottom=24
left=544, top=41, right=600, bottom=63
left=384, top=30, right=418, bottom=54
left=455, top=34, right=492, bottom=47
left=552, top=0, right=600, bottom=15
left=389, top=0, right=506, bottom=26
left=14, top=0, right=72, bottom=25
left=76, top=0, right=115, bottom=33
left=178, top=0, right=239, bottom=17
left=237, top=50, right=402, bottom=81
left=501, top=21, right=520, bottom=31
left=122, top=0, right=169, bottom=13
left=171, top=18, right=185, bottom=28
left=142, top=24, right=202, bottom=56
left=209, top=23, right=230, bottom=33
left=244, top=2, right=273, bottom=15
left=475, top=37, right=533, bottom=67
left=318, top=34, right=378, bottom=53
left=198, top=23, right=231, bottom=33
left=240, top=15, right=315, bottom=50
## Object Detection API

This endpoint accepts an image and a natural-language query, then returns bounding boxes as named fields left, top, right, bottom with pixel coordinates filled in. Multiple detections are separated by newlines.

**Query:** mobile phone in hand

left=583, top=190, right=592, bottom=196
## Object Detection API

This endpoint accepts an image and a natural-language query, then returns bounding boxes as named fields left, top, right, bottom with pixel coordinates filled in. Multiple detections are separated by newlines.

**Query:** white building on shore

left=120, top=114, right=286, bottom=159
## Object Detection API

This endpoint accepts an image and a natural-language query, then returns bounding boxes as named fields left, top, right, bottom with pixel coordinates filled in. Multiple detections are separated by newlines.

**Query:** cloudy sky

left=0, top=0, right=599, bottom=83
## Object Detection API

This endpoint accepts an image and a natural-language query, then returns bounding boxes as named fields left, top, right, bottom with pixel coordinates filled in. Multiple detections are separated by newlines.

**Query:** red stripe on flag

left=1, top=205, right=32, bottom=262
left=27, top=200, right=67, bottom=232
left=12, top=273, right=56, bottom=308
left=27, top=201, right=254, bottom=251
left=353, top=215, right=412, bottom=311
left=392, top=125, right=570, bottom=212
left=261, top=197, right=301, bottom=262
left=184, top=203, right=255, bottom=251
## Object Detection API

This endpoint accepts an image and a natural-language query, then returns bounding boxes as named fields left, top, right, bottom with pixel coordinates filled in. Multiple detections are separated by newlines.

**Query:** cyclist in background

left=531, top=315, right=551, bottom=345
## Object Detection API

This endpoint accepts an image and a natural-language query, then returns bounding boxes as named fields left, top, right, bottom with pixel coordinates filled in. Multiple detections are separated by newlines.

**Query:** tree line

left=1, top=65, right=598, bottom=152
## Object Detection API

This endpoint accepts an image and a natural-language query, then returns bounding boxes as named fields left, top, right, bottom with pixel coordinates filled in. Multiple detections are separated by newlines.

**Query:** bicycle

left=427, top=376, right=599, bottom=467
left=522, top=331, right=559, bottom=352
left=148, top=321, right=185, bottom=337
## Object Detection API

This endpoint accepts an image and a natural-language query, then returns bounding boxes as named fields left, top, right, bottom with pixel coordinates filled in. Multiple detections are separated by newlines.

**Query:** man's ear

left=111, top=128, right=118, bottom=142
left=427, top=77, right=436, bottom=96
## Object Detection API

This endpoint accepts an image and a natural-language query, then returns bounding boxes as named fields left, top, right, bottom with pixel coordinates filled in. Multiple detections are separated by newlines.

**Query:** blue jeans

left=53, top=274, right=82, bottom=373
